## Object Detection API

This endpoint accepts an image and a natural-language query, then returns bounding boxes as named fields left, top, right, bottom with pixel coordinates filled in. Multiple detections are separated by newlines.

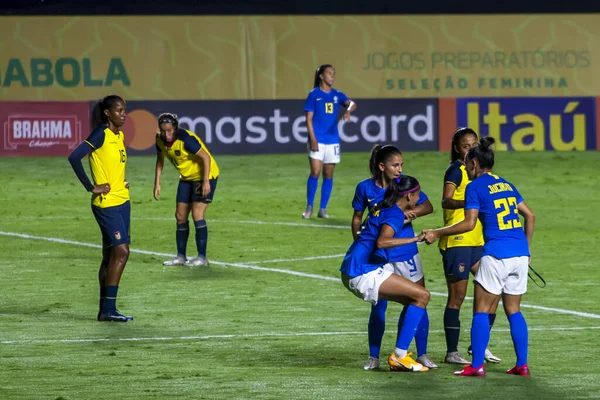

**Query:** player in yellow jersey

left=68, top=95, right=132, bottom=322
left=154, top=113, right=220, bottom=267
left=439, top=127, right=500, bottom=364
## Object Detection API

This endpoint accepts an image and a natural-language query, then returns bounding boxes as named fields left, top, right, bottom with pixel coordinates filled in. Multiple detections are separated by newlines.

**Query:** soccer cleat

left=317, top=209, right=329, bottom=219
left=184, top=256, right=209, bottom=267
left=444, top=351, right=470, bottom=364
left=468, top=345, right=502, bottom=363
left=163, top=256, right=187, bottom=266
left=507, top=365, right=530, bottom=376
left=454, top=364, right=486, bottom=377
left=388, top=352, right=429, bottom=372
left=98, top=310, right=133, bottom=322
left=302, top=205, right=313, bottom=219
left=416, top=354, right=439, bottom=369
left=363, top=357, right=380, bottom=371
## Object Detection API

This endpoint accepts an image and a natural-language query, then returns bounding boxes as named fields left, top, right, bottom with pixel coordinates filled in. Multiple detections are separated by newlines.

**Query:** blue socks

left=194, top=219, right=208, bottom=258
left=444, top=307, right=461, bottom=353
left=320, top=178, right=333, bottom=210
left=470, top=312, right=491, bottom=368
left=489, top=313, right=497, bottom=330
left=396, top=304, right=425, bottom=351
left=508, top=312, right=528, bottom=367
left=176, top=222, right=189, bottom=257
left=102, top=285, right=119, bottom=313
left=368, top=300, right=388, bottom=358
left=306, top=176, right=318, bottom=207
left=415, top=309, right=429, bottom=357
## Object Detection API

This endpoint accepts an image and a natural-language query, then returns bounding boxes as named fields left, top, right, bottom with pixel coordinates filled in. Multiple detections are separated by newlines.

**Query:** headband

left=394, top=177, right=420, bottom=195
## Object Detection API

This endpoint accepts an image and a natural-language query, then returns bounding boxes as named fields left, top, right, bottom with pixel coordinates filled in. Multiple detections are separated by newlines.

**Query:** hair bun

left=480, top=136, right=496, bottom=149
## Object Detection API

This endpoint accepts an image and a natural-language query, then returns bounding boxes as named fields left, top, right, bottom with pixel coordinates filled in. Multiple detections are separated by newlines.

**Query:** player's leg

left=503, top=256, right=530, bottom=376
left=304, top=145, right=324, bottom=219
left=442, top=248, right=471, bottom=364
left=365, top=300, right=388, bottom=370
left=411, top=277, right=437, bottom=368
left=99, top=202, right=132, bottom=322
left=318, top=144, right=340, bottom=218
left=378, top=274, right=430, bottom=372
left=97, top=236, right=111, bottom=318
left=186, top=179, right=217, bottom=267
left=454, top=255, right=504, bottom=376
left=470, top=251, right=502, bottom=363
left=393, top=256, right=437, bottom=368
left=164, top=181, right=192, bottom=266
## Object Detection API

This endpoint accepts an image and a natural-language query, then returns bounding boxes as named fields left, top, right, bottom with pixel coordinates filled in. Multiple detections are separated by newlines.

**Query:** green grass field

left=0, top=151, right=599, bottom=400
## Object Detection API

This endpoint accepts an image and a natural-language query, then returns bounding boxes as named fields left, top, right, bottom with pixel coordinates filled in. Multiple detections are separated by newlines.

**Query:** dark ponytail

left=313, top=64, right=333, bottom=88
left=91, top=94, right=124, bottom=129
left=373, top=175, right=420, bottom=212
left=450, top=127, right=478, bottom=162
left=466, top=136, right=496, bottom=170
left=368, top=144, right=402, bottom=178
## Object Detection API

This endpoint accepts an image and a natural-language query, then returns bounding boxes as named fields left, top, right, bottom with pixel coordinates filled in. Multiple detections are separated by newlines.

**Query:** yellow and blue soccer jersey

left=439, top=160, right=485, bottom=250
left=156, top=129, right=219, bottom=181
left=465, top=173, right=529, bottom=259
left=372, top=205, right=420, bottom=263
left=303, top=88, right=349, bottom=144
left=85, top=125, right=129, bottom=208
left=340, top=206, right=405, bottom=278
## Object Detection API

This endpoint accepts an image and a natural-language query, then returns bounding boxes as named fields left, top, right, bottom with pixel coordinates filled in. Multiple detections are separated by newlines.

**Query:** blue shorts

left=92, top=201, right=131, bottom=247
left=176, top=179, right=218, bottom=204
left=440, top=246, right=483, bottom=280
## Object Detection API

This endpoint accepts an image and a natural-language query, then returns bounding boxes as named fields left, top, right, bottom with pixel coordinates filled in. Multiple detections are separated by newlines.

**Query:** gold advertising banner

left=0, top=15, right=598, bottom=100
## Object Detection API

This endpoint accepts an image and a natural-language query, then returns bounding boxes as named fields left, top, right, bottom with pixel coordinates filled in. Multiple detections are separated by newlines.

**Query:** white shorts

left=383, top=254, right=424, bottom=283
left=341, top=268, right=393, bottom=305
left=308, top=143, right=341, bottom=164
left=474, top=255, right=529, bottom=295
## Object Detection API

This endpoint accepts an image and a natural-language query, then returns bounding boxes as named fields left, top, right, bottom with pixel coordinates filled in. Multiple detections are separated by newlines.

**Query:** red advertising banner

left=0, top=102, right=89, bottom=157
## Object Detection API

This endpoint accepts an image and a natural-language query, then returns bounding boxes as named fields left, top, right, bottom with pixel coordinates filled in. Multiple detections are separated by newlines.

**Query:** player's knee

left=415, top=288, right=430, bottom=307
left=448, top=292, right=466, bottom=309
left=114, top=245, right=130, bottom=265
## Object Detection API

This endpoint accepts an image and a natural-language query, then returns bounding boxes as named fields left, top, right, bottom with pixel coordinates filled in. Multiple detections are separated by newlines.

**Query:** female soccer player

left=154, top=113, right=220, bottom=267
left=351, top=145, right=436, bottom=370
left=68, top=94, right=132, bottom=322
left=423, top=137, right=536, bottom=377
left=341, top=176, right=430, bottom=372
left=439, top=128, right=501, bottom=365
left=302, top=64, right=356, bottom=219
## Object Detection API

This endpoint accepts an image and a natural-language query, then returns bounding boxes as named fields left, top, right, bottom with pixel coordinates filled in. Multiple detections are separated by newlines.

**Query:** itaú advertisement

left=438, top=97, right=598, bottom=151
left=0, top=102, right=89, bottom=157
left=118, top=99, right=439, bottom=155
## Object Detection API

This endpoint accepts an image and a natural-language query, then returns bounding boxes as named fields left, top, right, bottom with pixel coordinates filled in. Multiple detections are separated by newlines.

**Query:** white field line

left=245, top=254, right=346, bottom=264
left=1, top=230, right=599, bottom=320
left=2, top=326, right=600, bottom=346
left=3, top=216, right=349, bottom=229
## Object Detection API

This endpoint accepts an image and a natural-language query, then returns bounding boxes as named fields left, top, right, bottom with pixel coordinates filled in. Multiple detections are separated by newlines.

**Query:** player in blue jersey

left=68, top=95, right=133, bottom=322
left=351, top=144, right=436, bottom=370
left=302, top=64, right=356, bottom=219
left=423, top=137, right=536, bottom=377
left=341, top=175, right=431, bottom=372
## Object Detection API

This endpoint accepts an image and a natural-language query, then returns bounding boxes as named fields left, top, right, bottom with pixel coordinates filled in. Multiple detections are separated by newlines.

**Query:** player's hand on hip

left=201, top=181, right=211, bottom=197
left=153, top=184, right=161, bottom=200
left=92, top=183, right=110, bottom=194
left=125, top=181, right=130, bottom=189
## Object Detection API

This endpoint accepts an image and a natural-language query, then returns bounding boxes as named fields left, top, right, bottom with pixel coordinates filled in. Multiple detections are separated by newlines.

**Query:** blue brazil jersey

left=303, top=88, right=349, bottom=144
left=465, top=172, right=529, bottom=259
left=352, top=177, right=429, bottom=237
left=372, top=205, right=420, bottom=263
left=340, top=205, right=406, bottom=278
